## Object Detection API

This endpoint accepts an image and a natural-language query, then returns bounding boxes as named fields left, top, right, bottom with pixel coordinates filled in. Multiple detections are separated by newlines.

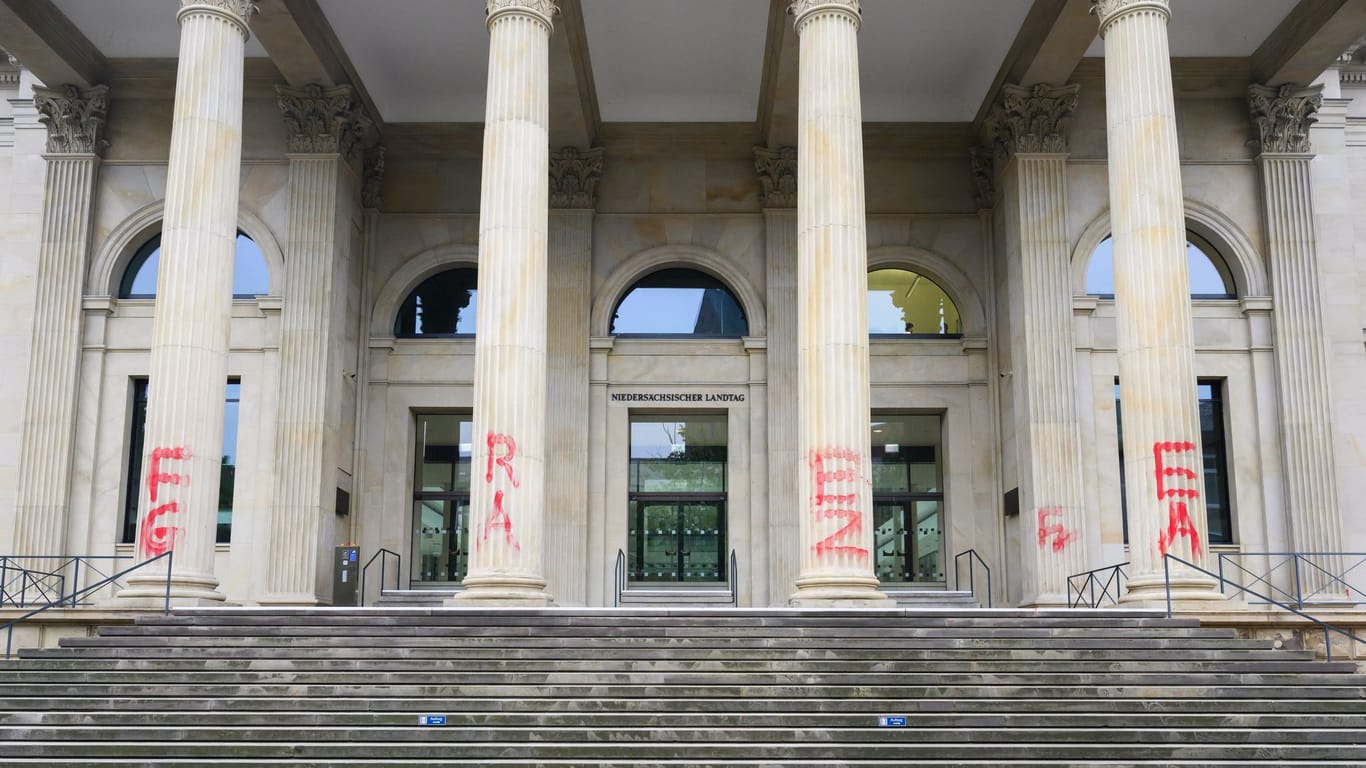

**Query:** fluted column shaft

left=13, top=85, right=106, bottom=561
left=790, top=0, right=889, bottom=606
left=763, top=207, right=799, bottom=605
left=122, top=1, right=253, bottom=603
left=454, top=0, right=556, bottom=605
left=1094, top=0, right=1217, bottom=601
left=1258, top=152, right=1344, bottom=566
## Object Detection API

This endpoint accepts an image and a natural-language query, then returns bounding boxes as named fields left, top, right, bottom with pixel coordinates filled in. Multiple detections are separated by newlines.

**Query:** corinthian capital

left=753, top=146, right=797, bottom=208
left=549, top=147, right=604, bottom=209
left=985, top=83, right=1080, bottom=164
left=1248, top=84, right=1323, bottom=154
left=179, top=1, right=258, bottom=36
left=1091, top=0, right=1169, bottom=36
left=33, top=84, right=110, bottom=155
left=277, top=84, right=374, bottom=159
left=790, top=1, right=860, bottom=29
left=486, top=0, right=558, bottom=29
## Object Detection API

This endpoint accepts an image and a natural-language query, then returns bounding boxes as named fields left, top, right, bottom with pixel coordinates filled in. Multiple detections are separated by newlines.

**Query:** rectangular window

left=122, top=378, right=240, bottom=545
left=1116, top=379, right=1232, bottom=544
left=627, top=413, right=728, bottom=583
left=410, top=414, right=472, bottom=583
left=871, top=414, right=945, bottom=584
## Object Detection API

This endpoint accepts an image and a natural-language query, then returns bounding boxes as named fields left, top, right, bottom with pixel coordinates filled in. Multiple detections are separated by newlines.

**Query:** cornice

left=753, top=146, right=797, bottom=208
left=1091, top=0, right=1169, bottom=37
left=1248, top=83, right=1323, bottom=155
left=486, top=0, right=558, bottom=30
left=277, top=83, right=373, bottom=159
left=549, top=146, right=603, bottom=209
left=985, top=83, right=1079, bottom=166
left=33, top=84, right=110, bottom=155
left=789, top=0, right=860, bottom=30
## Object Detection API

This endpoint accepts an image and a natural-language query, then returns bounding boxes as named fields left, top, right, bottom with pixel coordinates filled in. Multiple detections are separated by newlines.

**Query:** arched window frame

left=392, top=266, right=480, bottom=339
left=866, top=267, right=966, bottom=339
left=609, top=267, right=750, bottom=339
left=117, top=230, right=271, bottom=300
left=1083, top=230, right=1238, bottom=301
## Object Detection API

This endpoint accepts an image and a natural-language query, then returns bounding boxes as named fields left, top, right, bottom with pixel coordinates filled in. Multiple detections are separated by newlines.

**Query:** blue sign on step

left=878, top=716, right=907, bottom=728
left=418, top=715, right=446, bottom=726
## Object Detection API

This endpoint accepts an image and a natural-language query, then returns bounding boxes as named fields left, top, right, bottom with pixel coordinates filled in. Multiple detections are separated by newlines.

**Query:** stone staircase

left=0, top=607, right=1363, bottom=766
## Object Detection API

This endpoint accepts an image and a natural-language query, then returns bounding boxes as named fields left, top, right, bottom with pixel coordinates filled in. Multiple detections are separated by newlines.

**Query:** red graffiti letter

left=1158, top=501, right=1202, bottom=557
left=485, top=432, right=519, bottom=488
left=1153, top=441, right=1199, bottom=500
left=1153, top=441, right=1202, bottom=556
left=478, top=432, right=521, bottom=551
left=139, top=502, right=182, bottom=559
left=1037, top=507, right=1076, bottom=553
left=808, top=449, right=869, bottom=560
left=146, top=446, right=189, bottom=502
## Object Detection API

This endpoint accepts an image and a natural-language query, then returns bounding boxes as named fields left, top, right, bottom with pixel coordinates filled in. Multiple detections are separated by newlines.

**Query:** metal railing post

left=1293, top=553, right=1305, bottom=610
left=1164, top=555, right=1173, bottom=619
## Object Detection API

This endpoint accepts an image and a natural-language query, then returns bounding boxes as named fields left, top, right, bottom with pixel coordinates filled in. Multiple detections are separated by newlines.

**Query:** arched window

left=394, top=267, right=478, bottom=337
left=1085, top=233, right=1235, bottom=299
left=867, top=268, right=962, bottom=337
left=611, top=268, right=748, bottom=337
left=118, top=232, right=270, bottom=299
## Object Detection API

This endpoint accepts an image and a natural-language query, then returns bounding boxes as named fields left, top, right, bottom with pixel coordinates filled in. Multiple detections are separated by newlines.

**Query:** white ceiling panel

left=1085, top=0, right=1297, bottom=57
left=859, top=0, right=1034, bottom=122
left=53, top=0, right=269, bottom=57
left=321, top=0, right=488, bottom=122
left=583, top=0, right=769, bottom=122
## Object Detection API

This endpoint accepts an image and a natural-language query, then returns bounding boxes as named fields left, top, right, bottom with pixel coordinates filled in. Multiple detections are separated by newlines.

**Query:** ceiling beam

left=1251, top=0, right=1366, bottom=85
left=0, top=0, right=107, bottom=87
left=756, top=0, right=798, bottom=148
left=254, top=0, right=384, bottom=132
left=972, top=0, right=1095, bottom=131
left=549, top=0, right=600, bottom=148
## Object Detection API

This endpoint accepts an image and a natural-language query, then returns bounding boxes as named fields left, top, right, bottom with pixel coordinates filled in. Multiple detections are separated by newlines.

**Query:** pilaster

left=12, top=84, right=107, bottom=561
left=544, top=146, right=598, bottom=605
left=120, top=0, right=256, bottom=605
left=1248, top=84, right=1345, bottom=578
left=453, top=0, right=559, bottom=606
left=262, top=83, right=368, bottom=604
left=788, top=0, right=891, bottom=606
left=986, top=83, right=1087, bottom=606
left=756, top=146, right=799, bottom=605
left=1092, top=0, right=1219, bottom=603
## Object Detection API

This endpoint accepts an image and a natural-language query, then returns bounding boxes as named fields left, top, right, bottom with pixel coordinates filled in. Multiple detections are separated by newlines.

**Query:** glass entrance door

left=871, top=414, right=946, bottom=585
left=872, top=499, right=943, bottom=583
left=411, top=414, right=472, bottom=584
left=630, top=499, right=725, bottom=582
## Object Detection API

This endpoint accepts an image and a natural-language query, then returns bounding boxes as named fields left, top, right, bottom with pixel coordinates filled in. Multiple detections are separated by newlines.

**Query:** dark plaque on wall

left=1003, top=487, right=1019, bottom=518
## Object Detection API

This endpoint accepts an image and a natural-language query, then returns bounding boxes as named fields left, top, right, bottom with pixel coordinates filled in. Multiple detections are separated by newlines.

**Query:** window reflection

left=1086, top=235, right=1235, bottom=299
left=871, top=414, right=945, bottom=584
left=867, top=269, right=961, bottom=336
left=394, top=268, right=478, bottom=337
left=612, top=269, right=748, bottom=337
left=119, top=232, right=269, bottom=299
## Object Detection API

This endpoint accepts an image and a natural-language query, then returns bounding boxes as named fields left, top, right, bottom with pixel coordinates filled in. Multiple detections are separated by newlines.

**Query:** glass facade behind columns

left=411, top=414, right=473, bottom=583
left=628, top=413, right=728, bottom=583
left=871, top=414, right=946, bottom=584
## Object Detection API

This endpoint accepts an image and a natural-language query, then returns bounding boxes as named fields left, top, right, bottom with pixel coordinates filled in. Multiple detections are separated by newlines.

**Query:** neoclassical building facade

left=1, top=0, right=1364, bottom=611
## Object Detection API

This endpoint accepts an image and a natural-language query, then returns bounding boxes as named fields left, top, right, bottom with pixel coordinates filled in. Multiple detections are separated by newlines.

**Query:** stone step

left=164, top=607, right=1174, bottom=619
left=4, top=762, right=1363, bottom=768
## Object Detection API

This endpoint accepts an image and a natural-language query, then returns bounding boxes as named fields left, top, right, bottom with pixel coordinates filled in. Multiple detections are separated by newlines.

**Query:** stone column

left=453, top=0, right=558, bottom=605
left=1092, top=0, right=1218, bottom=602
left=120, top=0, right=255, bottom=604
left=987, top=84, right=1088, bottom=606
left=544, top=147, right=600, bottom=605
left=789, top=0, right=890, bottom=606
left=262, top=84, right=369, bottom=604
left=1248, top=84, right=1345, bottom=582
left=755, top=147, right=799, bottom=605
left=12, top=85, right=108, bottom=563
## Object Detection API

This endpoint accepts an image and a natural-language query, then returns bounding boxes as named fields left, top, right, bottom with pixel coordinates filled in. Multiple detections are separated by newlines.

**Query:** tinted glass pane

left=612, top=269, right=748, bottom=336
left=413, top=415, right=473, bottom=493
left=217, top=380, right=240, bottom=543
left=871, top=415, right=942, bottom=493
left=867, top=268, right=961, bottom=335
left=120, top=233, right=269, bottom=299
left=1087, top=236, right=1235, bottom=298
left=395, top=269, right=478, bottom=336
left=629, top=413, right=727, bottom=493
left=122, top=379, right=150, bottom=543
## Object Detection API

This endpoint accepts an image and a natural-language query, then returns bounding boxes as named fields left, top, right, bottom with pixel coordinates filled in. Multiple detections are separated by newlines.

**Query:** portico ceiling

left=9, top=0, right=1356, bottom=128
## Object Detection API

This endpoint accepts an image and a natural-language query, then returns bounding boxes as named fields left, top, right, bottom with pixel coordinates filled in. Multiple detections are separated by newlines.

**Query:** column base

left=109, top=572, right=227, bottom=608
left=789, top=575, right=895, bottom=608
left=1120, top=572, right=1225, bottom=609
left=447, top=574, right=555, bottom=607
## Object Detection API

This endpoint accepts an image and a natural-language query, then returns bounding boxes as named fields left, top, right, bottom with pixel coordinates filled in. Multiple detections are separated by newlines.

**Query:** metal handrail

left=1217, top=552, right=1366, bottom=609
left=0, top=555, right=133, bottom=608
left=1163, top=553, right=1366, bottom=662
left=728, top=549, right=739, bottom=607
left=952, top=549, right=992, bottom=608
left=1068, top=562, right=1130, bottom=608
left=1, top=551, right=173, bottom=659
left=613, top=549, right=626, bottom=607
left=358, top=548, right=402, bottom=607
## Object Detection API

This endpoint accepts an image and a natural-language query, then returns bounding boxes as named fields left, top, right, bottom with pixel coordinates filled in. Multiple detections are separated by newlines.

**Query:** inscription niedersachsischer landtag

left=610, top=393, right=746, bottom=403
